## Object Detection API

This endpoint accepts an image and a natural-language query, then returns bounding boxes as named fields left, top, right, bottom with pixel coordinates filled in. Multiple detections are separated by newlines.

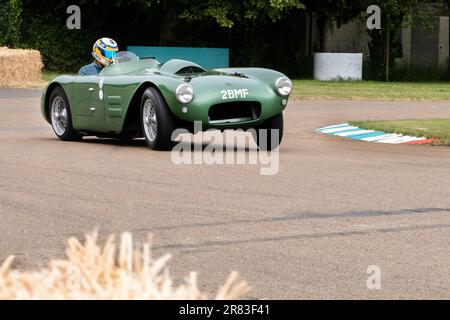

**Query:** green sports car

left=41, top=51, right=292, bottom=150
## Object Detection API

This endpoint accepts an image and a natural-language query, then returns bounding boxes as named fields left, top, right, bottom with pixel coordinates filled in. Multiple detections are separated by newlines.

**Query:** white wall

left=314, top=53, right=363, bottom=81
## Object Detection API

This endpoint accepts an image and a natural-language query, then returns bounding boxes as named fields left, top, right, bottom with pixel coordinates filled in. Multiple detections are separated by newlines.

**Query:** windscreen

left=113, top=51, right=139, bottom=64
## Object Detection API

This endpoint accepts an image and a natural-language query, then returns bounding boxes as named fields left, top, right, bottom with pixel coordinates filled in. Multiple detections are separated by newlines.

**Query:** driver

left=79, top=37, right=119, bottom=75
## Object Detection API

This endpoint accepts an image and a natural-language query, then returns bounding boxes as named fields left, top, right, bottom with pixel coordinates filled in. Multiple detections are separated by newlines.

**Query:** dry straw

left=0, top=231, right=249, bottom=300
left=0, top=47, right=43, bottom=87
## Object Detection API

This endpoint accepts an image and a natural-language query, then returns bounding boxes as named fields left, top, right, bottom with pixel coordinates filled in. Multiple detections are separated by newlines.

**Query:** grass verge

left=7, top=74, right=450, bottom=102
left=292, top=80, right=450, bottom=101
left=350, top=119, right=450, bottom=145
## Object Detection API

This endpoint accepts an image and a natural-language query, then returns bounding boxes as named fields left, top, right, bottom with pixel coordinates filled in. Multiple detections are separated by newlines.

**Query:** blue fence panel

left=127, top=46, right=229, bottom=69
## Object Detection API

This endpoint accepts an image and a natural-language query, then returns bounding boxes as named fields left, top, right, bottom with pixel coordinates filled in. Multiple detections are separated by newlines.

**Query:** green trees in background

left=176, top=0, right=304, bottom=28
left=8, top=0, right=22, bottom=46
left=0, top=0, right=310, bottom=73
left=0, top=0, right=446, bottom=80
left=0, top=2, right=7, bottom=44
left=302, top=0, right=364, bottom=52
left=366, top=0, right=444, bottom=81
left=0, top=0, right=23, bottom=47
left=134, top=0, right=305, bottom=46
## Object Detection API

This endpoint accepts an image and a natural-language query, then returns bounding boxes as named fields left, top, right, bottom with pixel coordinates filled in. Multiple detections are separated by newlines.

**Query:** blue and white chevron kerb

left=316, top=123, right=433, bottom=145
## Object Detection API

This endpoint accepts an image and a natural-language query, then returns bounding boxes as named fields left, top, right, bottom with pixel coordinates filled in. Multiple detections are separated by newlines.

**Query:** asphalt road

left=0, top=89, right=449, bottom=299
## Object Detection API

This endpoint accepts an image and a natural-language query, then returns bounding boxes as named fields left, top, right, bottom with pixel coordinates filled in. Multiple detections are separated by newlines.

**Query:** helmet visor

left=102, top=48, right=118, bottom=59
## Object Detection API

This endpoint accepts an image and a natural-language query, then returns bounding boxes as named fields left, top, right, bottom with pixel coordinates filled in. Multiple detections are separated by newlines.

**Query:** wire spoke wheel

left=140, top=87, right=176, bottom=150
left=143, top=99, right=157, bottom=143
left=51, top=96, right=68, bottom=136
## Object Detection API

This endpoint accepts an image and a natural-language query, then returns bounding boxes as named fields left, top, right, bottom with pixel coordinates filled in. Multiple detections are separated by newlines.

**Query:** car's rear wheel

left=49, top=87, right=82, bottom=141
left=141, top=87, right=177, bottom=150
left=253, top=113, right=283, bottom=151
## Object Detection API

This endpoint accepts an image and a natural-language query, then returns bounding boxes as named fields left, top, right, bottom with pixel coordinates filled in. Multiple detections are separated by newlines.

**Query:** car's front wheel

left=253, top=113, right=284, bottom=151
left=141, top=87, right=177, bottom=150
left=49, top=87, right=82, bottom=141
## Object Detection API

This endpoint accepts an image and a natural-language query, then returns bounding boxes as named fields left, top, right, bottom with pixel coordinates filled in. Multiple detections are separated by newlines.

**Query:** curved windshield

left=113, top=51, right=140, bottom=64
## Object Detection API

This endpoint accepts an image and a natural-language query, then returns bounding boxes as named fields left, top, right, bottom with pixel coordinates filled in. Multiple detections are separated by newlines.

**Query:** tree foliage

left=303, top=0, right=364, bottom=25
left=177, top=0, right=304, bottom=27
left=0, top=0, right=445, bottom=80
left=0, top=0, right=23, bottom=47
left=0, top=0, right=308, bottom=71
left=366, top=0, right=442, bottom=81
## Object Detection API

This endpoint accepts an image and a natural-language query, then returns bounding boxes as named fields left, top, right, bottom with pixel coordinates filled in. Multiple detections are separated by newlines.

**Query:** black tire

left=49, top=87, right=82, bottom=141
left=140, top=87, right=177, bottom=150
left=253, top=113, right=284, bottom=151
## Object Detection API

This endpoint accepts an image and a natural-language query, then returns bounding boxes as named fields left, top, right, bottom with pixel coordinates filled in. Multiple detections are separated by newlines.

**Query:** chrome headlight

left=274, top=77, right=292, bottom=96
left=175, top=84, right=194, bottom=104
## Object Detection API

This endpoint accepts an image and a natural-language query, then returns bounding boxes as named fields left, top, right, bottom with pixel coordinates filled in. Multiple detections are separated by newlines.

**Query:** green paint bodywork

left=41, top=58, right=290, bottom=135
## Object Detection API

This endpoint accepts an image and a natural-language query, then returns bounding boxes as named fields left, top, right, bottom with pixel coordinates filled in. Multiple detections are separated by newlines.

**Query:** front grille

left=208, top=102, right=261, bottom=124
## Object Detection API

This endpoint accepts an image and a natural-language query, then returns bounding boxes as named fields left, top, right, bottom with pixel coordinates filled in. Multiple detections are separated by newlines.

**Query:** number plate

left=221, top=89, right=249, bottom=100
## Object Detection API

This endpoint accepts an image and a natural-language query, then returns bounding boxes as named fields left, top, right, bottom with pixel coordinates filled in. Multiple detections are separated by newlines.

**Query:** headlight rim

left=175, top=83, right=194, bottom=104
left=274, top=76, right=292, bottom=96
